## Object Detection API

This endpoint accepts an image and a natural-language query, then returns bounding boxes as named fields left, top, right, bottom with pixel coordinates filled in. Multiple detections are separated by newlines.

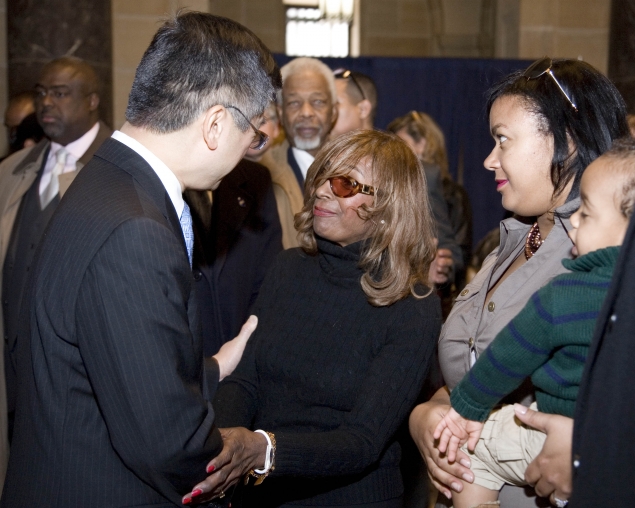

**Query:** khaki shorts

left=460, top=402, right=546, bottom=491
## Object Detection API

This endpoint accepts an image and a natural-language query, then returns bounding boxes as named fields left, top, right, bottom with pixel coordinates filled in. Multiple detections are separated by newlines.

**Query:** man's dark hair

left=486, top=59, right=629, bottom=203
left=344, top=71, right=377, bottom=121
left=126, top=11, right=281, bottom=133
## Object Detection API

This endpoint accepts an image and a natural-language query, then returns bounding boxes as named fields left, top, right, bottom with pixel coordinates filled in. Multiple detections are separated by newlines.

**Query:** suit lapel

left=78, top=121, right=112, bottom=166
left=94, top=138, right=185, bottom=250
left=59, top=121, right=113, bottom=197
left=212, top=172, right=253, bottom=280
left=287, top=146, right=305, bottom=188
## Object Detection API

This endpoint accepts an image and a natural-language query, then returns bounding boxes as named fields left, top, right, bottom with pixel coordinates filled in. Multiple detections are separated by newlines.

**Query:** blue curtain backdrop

left=274, top=54, right=532, bottom=246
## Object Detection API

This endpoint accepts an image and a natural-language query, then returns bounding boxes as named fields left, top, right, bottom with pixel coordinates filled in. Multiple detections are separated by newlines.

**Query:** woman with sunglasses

left=408, top=57, right=628, bottom=508
left=182, top=130, right=442, bottom=507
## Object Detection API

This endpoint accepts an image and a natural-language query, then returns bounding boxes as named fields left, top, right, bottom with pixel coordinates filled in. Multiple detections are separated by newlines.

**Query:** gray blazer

left=435, top=198, right=579, bottom=508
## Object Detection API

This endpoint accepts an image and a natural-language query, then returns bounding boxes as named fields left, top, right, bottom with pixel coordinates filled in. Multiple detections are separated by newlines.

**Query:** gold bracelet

left=245, top=431, right=276, bottom=485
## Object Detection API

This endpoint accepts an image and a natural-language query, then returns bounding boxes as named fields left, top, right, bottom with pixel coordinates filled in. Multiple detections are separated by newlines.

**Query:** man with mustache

left=0, top=56, right=110, bottom=477
left=260, top=57, right=337, bottom=248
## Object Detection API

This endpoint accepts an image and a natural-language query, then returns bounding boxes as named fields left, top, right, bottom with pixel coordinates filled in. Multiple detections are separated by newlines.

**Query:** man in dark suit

left=0, top=56, right=111, bottom=478
left=1, top=12, right=281, bottom=507
left=186, top=159, right=282, bottom=355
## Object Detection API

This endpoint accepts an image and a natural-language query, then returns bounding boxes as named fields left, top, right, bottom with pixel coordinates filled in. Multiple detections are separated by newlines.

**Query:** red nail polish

left=183, top=497, right=192, bottom=505
left=206, top=464, right=215, bottom=473
left=191, top=489, right=203, bottom=498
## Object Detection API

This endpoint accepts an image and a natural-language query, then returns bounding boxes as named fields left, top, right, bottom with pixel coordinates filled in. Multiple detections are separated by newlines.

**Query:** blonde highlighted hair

left=387, top=111, right=450, bottom=179
left=294, top=130, right=437, bottom=307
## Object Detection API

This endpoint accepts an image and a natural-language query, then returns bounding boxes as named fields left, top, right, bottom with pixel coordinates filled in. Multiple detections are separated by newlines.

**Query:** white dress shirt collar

left=49, top=121, right=100, bottom=167
left=111, top=130, right=184, bottom=217
left=39, top=122, right=101, bottom=196
left=291, top=147, right=315, bottom=181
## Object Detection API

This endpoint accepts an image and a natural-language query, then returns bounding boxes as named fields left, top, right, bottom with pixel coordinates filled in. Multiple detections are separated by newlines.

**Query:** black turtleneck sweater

left=214, top=239, right=442, bottom=507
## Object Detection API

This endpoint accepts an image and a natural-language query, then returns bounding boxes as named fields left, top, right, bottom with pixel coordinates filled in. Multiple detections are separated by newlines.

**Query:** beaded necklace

left=524, top=222, right=544, bottom=259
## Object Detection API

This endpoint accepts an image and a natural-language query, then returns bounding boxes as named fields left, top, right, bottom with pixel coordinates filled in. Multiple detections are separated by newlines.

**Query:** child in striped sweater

left=433, top=138, right=635, bottom=508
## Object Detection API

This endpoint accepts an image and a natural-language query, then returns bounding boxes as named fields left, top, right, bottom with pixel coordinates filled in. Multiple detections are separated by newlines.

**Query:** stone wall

left=609, top=0, right=635, bottom=112
left=203, top=0, right=611, bottom=69
left=359, top=0, right=434, bottom=57
left=0, top=0, right=616, bottom=144
left=8, top=0, right=113, bottom=126
left=111, top=0, right=208, bottom=129
left=519, top=0, right=611, bottom=73
left=208, top=0, right=286, bottom=53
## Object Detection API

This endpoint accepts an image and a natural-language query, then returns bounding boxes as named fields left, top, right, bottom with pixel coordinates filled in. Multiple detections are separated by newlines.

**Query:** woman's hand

left=182, top=427, right=268, bottom=505
left=213, top=315, right=258, bottom=381
left=409, top=387, right=474, bottom=500
left=513, top=404, right=573, bottom=504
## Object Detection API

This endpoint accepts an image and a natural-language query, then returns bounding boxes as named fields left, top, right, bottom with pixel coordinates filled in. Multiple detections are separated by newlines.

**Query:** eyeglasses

left=523, top=57, right=578, bottom=112
left=333, top=68, right=366, bottom=101
left=328, top=175, right=376, bottom=198
left=226, top=105, right=269, bottom=150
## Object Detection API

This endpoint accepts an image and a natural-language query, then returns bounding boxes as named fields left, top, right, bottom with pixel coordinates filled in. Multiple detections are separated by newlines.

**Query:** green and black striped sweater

left=451, top=246, right=619, bottom=421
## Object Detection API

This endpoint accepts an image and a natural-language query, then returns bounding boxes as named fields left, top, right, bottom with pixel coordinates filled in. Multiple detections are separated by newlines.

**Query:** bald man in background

left=0, top=57, right=111, bottom=472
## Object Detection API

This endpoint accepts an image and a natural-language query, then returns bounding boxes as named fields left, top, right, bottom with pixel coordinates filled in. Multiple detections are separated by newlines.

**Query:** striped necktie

left=180, top=202, right=194, bottom=268
left=40, top=147, right=68, bottom=209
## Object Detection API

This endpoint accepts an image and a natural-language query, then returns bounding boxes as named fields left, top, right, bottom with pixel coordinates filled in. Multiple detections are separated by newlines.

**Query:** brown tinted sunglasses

left=328, top=175, right=376, bottom=198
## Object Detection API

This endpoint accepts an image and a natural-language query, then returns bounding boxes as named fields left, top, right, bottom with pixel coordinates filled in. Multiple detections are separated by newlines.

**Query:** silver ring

left=554, top=497, right=568, bottom=508
left=219, top=491, right=225, bottom=499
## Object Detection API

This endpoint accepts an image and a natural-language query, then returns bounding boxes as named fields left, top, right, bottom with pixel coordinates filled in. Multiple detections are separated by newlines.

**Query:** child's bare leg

left=451, top=481, right=499, bottom=508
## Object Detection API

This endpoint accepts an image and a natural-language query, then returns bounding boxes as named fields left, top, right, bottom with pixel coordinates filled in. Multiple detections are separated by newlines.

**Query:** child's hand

left=433, top=408, right=485, bottom=462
